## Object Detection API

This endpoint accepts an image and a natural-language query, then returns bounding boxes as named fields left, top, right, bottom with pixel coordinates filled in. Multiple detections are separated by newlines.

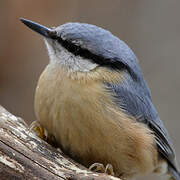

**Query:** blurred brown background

left=0, top=1, right=180, bottom=179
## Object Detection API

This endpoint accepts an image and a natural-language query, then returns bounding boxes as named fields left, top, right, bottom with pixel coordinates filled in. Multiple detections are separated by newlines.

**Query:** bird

left=20, top=18, right=180, bottom=180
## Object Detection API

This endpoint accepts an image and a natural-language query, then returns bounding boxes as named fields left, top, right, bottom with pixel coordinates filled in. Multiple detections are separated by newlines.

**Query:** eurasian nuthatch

left=20, top=18, right=180, bottom=180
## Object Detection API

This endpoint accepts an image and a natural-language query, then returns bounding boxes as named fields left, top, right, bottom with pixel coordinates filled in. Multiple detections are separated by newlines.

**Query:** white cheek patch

left=44, top=39, right=98, bottom=72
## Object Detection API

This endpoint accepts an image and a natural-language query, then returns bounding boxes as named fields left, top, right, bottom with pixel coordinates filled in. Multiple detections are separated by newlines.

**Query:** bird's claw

left=89, top=163, right=114, bottom=176
left=29, top=121, right=58, bottom=147
left=105, top=163, right=115, bottom=176
left=29, top=121, right=47, bottom=140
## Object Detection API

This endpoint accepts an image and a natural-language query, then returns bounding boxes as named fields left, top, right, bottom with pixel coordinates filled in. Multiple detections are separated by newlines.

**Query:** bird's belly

left=34, top=65, right=157, bottom=178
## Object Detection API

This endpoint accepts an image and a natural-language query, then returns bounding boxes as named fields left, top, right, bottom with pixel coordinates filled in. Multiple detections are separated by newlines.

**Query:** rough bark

left=0, top=105, right=120, bottom=180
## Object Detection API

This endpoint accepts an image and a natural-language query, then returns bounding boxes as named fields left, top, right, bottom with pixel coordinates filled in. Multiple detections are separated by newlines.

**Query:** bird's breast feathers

left=34, top=63, right=157, bottom=177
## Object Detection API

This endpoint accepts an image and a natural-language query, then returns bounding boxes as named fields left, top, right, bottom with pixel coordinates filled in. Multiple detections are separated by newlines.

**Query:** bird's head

left=20, top=18, right=143, bottom=83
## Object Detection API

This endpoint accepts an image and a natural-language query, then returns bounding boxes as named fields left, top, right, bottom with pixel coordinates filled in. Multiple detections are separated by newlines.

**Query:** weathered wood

left=0, top=105, right=120, bottom=180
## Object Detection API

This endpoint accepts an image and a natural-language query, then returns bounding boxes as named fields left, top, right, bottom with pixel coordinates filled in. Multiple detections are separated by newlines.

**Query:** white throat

left=44, top=39, right=98, bottom=72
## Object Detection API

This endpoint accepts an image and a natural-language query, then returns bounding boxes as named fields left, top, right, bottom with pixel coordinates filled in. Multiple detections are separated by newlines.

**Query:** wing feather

left=105, top=82, right=176, bottom=167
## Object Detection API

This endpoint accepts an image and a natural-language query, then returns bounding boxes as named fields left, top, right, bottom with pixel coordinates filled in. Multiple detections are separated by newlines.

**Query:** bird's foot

left=29, top=121, right=58, bottom=147
left=89, top=163, right=114, bottom=176
left=105, top=164, right=114, bottom=176
left=29, top=121, right=47, bottom=140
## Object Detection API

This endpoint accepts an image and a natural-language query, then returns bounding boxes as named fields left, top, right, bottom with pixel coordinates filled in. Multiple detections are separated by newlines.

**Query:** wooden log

left=0, top=105, right=120, bottom=180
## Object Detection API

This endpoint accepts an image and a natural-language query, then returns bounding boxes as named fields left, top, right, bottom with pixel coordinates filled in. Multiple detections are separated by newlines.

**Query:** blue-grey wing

left=105, top=81, right=176, bottom=168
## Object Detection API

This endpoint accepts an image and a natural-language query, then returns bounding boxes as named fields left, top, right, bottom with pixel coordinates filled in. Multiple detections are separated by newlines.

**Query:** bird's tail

left=168, top=165, right=180, bottom=180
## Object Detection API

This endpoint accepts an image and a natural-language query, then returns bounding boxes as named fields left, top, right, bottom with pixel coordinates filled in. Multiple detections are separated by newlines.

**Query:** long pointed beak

left=20, top=18, right=57, bottom=39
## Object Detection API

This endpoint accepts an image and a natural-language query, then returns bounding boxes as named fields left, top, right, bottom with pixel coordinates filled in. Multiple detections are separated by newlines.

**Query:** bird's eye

left=48, top=30, right=58, bottom=39
left=57, top=37, right=82, bottom=56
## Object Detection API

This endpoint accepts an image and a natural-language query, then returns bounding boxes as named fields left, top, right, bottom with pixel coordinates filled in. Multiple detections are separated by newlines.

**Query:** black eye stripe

left=57, top=37, right=119, bottom=65
left=56, top=36, right=137, bottom=80
left=57, top=38, right=89, bottom=56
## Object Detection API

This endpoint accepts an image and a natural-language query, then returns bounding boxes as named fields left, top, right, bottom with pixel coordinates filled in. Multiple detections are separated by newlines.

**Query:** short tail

left=168, top=165, right=180, bottom=180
